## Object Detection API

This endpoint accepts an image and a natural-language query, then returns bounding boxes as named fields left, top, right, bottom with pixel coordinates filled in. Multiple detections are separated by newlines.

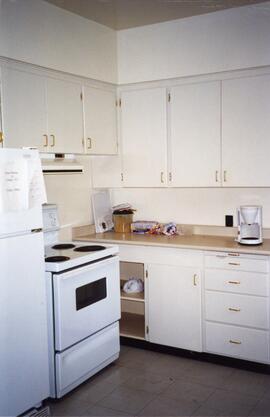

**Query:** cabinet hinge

left=168, top=92, right=171, bottom=102
left=82, top=138, right=85, bottom=147
left=115, top=100, right=118, bottom=107
left=119, top=98, right=122, bottom=107
left=80, top=92, right=83, bottom=101
left=121, top=173, right=124, bottom=182
left=146, top=325, right=149, bottom=334
left=145, top=270, right=148, bottom=278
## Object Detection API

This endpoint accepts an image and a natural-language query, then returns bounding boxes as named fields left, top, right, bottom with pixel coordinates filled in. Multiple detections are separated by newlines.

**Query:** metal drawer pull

left=193, top=274, right=197, bottom=286
left=228, top=262, right=240, bottom=266
left=228, top=253, right=240, bottom=257
left=224, top=170, right=227, bottom=182
left=228, top=280, right=241, bottom=285
left=43, top=134, right=48, bottom=147
left=161, top=172, right=164, bottom=183
left=229, top=339, right=242, bottom=345
left=228, top=307, right=241, bottom=312
left=87, top=138, right=92, bottom=149
left=50, top=134, right=55, bottom=147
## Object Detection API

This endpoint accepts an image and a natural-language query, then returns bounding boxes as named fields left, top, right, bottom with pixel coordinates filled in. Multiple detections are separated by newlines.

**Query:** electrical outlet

left=225, top=215, right=233, bottom=227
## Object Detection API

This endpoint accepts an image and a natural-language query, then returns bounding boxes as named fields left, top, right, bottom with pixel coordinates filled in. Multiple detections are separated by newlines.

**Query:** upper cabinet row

left=0, top=66, right=117, bottom=155
left=94, top=73, right=269, bottom=188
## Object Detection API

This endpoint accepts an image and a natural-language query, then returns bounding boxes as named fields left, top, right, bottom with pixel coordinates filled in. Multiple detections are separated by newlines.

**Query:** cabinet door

left=84, top=86, right=117, bottom=155
left=147, top=264, right=202, bottom=351
left=170, top=82, right=221, bottom=187
left=222, top=74, right=270, bottom=186
left=1, top=67, right=47, bottom=150
left=121, top=87, right=167, bottom=187
left=46, top=78, right=83, bottom=154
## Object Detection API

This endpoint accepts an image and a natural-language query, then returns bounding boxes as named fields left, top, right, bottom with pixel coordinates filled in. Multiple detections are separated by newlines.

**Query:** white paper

left=0, top=158, right=29, bottom=213
left=26, top=153, right=47, bottom=208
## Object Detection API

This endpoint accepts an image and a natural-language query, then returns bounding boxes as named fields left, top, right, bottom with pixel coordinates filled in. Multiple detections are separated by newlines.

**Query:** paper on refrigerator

left=0, top=157, right=29, bottom=213
left=26, top=152, right=47, bottom=208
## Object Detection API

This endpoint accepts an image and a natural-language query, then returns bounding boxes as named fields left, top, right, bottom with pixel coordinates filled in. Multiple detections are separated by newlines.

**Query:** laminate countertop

left=74, top=230, right=270, bottom=256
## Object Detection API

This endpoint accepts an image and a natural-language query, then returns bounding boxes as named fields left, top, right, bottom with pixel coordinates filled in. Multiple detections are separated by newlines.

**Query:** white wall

left=111, top=188, right=270, bottom=228
left=117, top=2, right=270, bottom=84
left=0, top=0, right=117, bottom=83
left=44, top=157, right=94, bottom=240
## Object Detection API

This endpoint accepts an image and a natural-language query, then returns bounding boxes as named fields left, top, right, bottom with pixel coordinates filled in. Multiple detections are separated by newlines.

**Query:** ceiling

left=45, top=0, right=269, bottom=30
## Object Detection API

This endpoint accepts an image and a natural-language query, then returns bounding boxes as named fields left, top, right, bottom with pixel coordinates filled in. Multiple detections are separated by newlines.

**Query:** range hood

left=41, top=154, right=83, bottom=174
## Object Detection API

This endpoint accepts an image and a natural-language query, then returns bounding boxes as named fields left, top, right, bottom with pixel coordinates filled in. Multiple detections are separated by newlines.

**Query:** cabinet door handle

left=223, top=170, right=227, bottom=182
left=193, top=273, right=197, bottom=286
left=87, top=138, right=92, bottom=149
left=215, top=170, right=219, bottom=182
left=229, top=339, right=242, bottom=345
left=228, top=307, right=241, bottom=312
left=43, top=134, right=48, bottom=147
left=228, top=253, right=240, bottom=257
left=0, top=131, right=3, bottom=144
left=228, top=262, right=240, bottom=266
left=50, top=134, right=55, bottom=147
left=228, top=280, right=241, bottom=285
left=160, top=172, right=164, bottom=183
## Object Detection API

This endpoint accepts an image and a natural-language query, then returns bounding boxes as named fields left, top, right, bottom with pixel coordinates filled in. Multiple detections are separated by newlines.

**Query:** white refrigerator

left=0, top=148, right=50, bottom=416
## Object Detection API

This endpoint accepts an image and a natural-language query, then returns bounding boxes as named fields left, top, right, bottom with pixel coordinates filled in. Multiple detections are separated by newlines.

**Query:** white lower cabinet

left=147, top=264, right=202, bottom=352
left=204, top=251, right=270, bottom=364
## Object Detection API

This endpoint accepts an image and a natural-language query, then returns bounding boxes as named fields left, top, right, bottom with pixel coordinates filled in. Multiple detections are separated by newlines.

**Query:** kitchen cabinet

left=83, top=86, right=117, bottom=155
left=204, top=251, right=270, bottom=363
left=1, top=67, right=47, bottom=150
left=222, top=74, right=270, bottom=187
left=120, top=87, right=167, bottom=187
left=46, top=77, right=84, bottom=154
left=147, top=263, right=202, bottom=351
left=169, top=81, right=221, bottom=187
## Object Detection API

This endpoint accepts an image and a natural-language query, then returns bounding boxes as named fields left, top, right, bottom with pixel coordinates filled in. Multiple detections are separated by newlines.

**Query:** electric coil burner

left=45, top=256, right=70, bottom=262
left=52, top=243, right=76, bottom=250
left=74, top=245, right=106, bottom=252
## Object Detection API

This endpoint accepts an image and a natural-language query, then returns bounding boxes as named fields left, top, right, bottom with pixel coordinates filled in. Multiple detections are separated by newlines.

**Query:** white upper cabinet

left=83, top=86, right=117, bottom=155
left=222, top=74, right=270, bottom=187
left=1, top=67, right=47, bottom=150
left=121, top=87, right=167, bottom=187
left=169, top=81, right=221, bottom=187
left=46, top=77, right=84, bottom=154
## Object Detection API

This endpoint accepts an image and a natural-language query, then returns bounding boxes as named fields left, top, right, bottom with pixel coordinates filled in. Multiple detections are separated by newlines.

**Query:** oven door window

left=76, top=277, right=107, bottom=311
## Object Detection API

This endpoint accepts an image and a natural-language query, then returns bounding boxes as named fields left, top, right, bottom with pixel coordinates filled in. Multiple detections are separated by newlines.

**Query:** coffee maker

left=237, top=205, right=262, bottom=245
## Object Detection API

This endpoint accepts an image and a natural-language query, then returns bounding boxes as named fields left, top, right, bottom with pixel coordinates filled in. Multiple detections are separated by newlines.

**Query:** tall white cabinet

left=147, top=264, right=202, bottom=351
left=169, top=81, right=221, bottom=187
left=83, top=86, right=117, bottom=155
left=1, top=67, right=47, bottom=150
left=120, top=87, right=167, bottom=187
left=222, top=74, right=270, bottom=187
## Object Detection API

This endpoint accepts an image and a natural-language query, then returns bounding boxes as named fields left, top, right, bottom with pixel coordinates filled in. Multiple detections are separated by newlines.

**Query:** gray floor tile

left=82, top=404, right=133, bottom=416
left=144, top=354, right=193, bottom=378
left=137, top=395, right=200, bottom=416
left=191, top=403, right=221, bottom=416
left=183, top=360, right=235, bottom=388
left=117, top=347, right=165, bottom=371
left=97, top=385, right=155, bottom=415
left=48, top=396, right=91, bottom=416
left=92, top=363, right=140, bottom=386
left=162, top=378, right=215, bottom=405
left=69, top=379, right=118, bottom=405
left=122, top=371, right=174, bottom=394
left=249, top=395, right=270, bottom=416
left=202, top=388, right=259, bottom=416
left=221, top=368, right=270, bottom=398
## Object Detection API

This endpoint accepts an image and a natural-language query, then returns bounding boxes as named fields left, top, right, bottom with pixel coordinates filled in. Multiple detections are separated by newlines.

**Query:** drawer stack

left=204, top=251, right=270, bottom=364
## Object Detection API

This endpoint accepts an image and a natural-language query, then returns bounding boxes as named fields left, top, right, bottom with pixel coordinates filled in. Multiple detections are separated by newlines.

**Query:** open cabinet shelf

left=120, top=312, right=145, bottom=340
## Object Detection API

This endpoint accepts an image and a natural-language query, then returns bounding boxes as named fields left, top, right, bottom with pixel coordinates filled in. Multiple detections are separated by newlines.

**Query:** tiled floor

left=45, top=345, right=270, bottom=416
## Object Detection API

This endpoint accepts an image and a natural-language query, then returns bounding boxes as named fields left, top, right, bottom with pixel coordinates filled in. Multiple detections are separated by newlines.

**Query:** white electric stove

left=43, top=204, right=121, bottom=399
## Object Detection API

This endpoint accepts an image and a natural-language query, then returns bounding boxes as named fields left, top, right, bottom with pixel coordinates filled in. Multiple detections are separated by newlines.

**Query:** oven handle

left=56, top=256, right=119, bottom=280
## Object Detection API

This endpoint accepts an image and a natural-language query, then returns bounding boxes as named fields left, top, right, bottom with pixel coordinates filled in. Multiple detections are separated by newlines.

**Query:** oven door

left=53, top=256, right=120, bottom=351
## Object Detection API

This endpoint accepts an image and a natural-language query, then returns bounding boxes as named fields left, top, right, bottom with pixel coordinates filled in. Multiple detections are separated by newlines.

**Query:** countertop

left=74, top=230, right=270, bottom=256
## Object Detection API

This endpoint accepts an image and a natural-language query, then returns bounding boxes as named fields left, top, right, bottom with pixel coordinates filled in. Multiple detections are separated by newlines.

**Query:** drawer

left=205, top=321, right=269, bottom=363
left=205, top=269, right=269, bottom=296
left=205, top=253, right=269, bottom=273
left=205, top=291, right=269, bottom=329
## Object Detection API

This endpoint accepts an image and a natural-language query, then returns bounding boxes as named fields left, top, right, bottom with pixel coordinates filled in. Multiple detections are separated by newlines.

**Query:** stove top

left=44, top=241, right=118, bottom=273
